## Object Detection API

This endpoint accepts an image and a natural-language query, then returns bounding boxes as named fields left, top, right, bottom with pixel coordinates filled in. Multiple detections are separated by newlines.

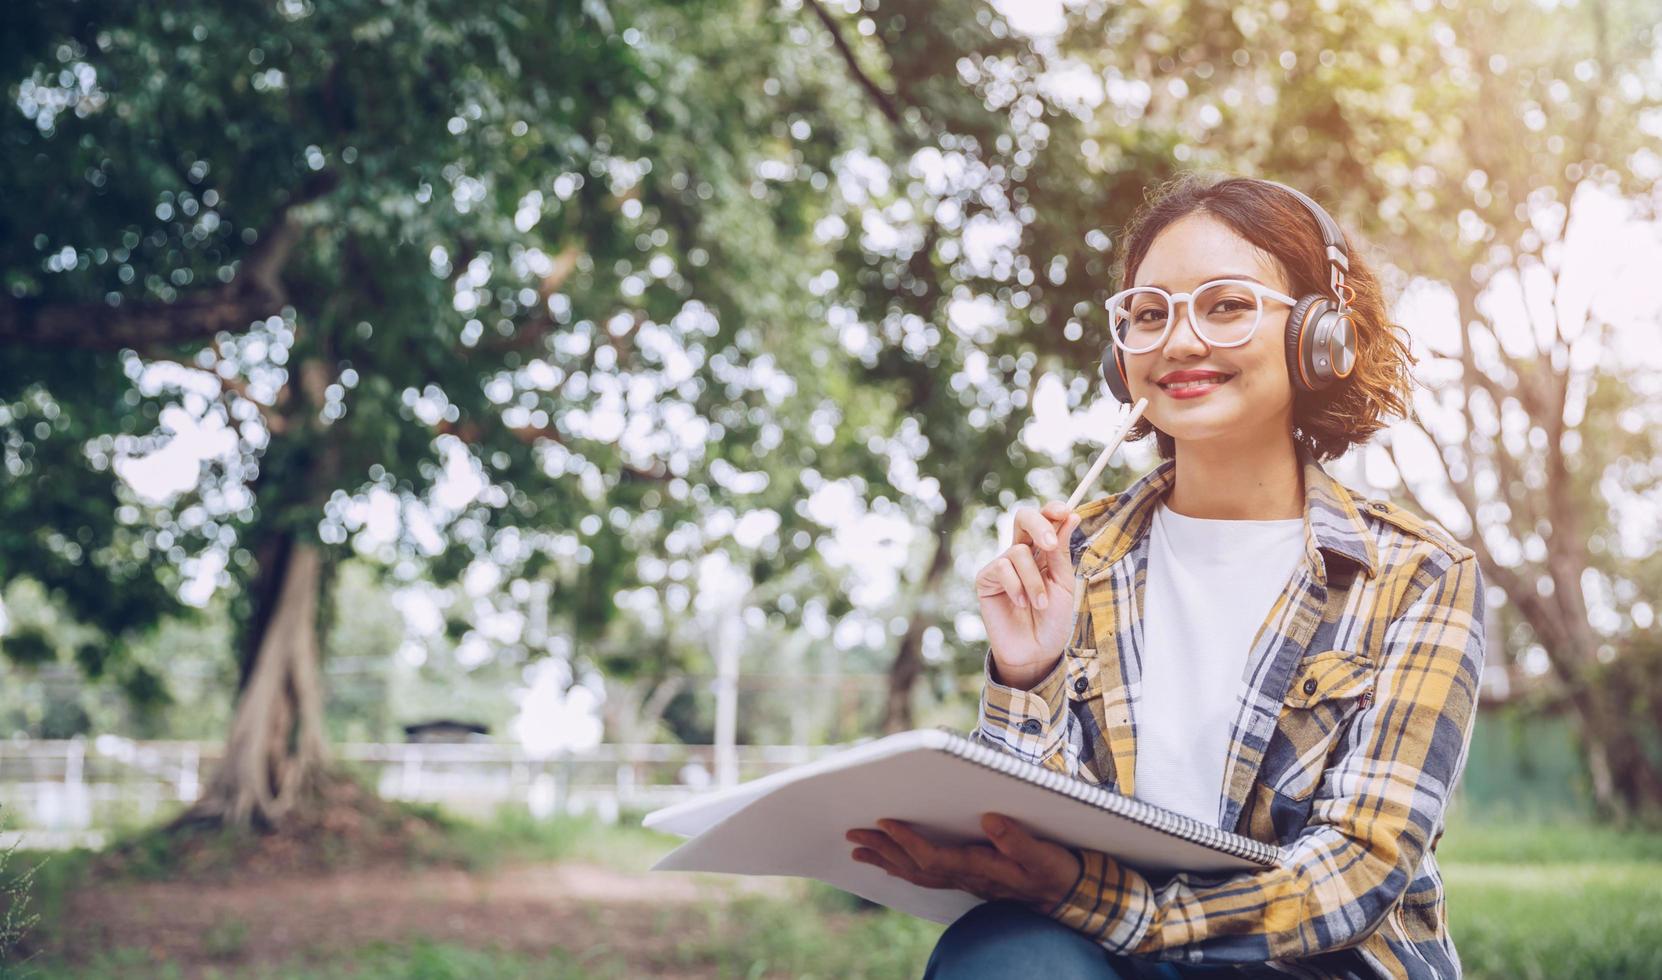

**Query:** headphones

left=1100, top=178, right=1358, bottom=402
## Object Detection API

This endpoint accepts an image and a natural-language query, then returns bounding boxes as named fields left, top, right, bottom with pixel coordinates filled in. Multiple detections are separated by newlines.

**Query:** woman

left=845, top=174, right=1485, bottom=978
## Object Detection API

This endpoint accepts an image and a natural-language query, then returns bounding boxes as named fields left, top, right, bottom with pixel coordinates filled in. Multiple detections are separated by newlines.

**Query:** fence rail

left=0, top=736, right=843, bottom=848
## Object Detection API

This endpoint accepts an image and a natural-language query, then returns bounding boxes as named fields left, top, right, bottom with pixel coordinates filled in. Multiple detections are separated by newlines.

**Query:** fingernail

left=986, top=815, right=1006, bottom=837
left=1035, top=593, right=1048, bottom=610
left=1045, top=534, right=1058, bottom=549
left=1014, top=593, right=1027, bottom=609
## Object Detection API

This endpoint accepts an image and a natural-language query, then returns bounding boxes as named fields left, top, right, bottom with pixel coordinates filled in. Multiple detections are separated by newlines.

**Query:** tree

left=0, top=0, right=888, bottom=827
left=984, top=0, right=1662, bottom=818
left=1362, top=0, right=1662, bottom=819
left=800, top=0, right=1461, bottom=729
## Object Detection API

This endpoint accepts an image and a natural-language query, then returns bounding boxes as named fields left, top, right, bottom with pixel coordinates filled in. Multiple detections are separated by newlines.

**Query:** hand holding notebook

left=845, top=810, right=1082, bottom=913
left=644, top=728, right=1278, bottom=924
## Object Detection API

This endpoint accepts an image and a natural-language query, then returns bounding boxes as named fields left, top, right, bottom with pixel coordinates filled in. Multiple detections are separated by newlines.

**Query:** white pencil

left=1065, top=397, right=1148, bottom=511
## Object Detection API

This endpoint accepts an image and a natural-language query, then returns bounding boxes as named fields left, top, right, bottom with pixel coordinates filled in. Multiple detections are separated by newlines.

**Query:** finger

left=1043, top=512, right=1082, bottom=579
left=1012, top=508, right=1059, bottom=551
left=981, top=556, right=1027, bottom=610
left=981, top=813, right=1079, bottom=889
left=877, top=819, right=963, bottom=878
left=851, top=848, right=956, bottom=890
left=956, top=843, right=1031, bottom=891
left=854, top=842, right=1006, bottom=898
left=845, top=828, right=923, bottom=875
left=1006, top=544, right=1049, bottom=611
left=980, top=813, right=1039, bottom=862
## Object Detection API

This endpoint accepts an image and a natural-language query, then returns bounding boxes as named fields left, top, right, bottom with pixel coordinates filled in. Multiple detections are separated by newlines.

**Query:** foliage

left=4, top=0, right=1661, bottom=827
left=0, top=0, right=892, bottom=728
left=0, top=809, right=40, bottom=974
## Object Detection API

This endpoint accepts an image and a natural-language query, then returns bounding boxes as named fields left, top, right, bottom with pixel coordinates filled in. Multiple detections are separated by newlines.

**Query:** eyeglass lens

left=1115, top=282, right=1265, bottom=351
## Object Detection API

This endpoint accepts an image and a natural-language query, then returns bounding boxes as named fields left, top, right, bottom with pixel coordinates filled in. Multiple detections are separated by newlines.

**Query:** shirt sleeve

left=971, top=648, right=1075, bottom=773
left=1044, top=554, right=1486, bottom=962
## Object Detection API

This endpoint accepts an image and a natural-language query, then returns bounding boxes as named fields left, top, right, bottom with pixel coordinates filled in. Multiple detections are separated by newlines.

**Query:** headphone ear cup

left=1284, top=294, right=1328, bottom=393
left=1100, top=343, right=1132, bottom=402
left=1323, top=312, right=1357, bottom=381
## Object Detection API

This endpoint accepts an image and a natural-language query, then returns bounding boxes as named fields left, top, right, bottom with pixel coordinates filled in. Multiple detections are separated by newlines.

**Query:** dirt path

left=47, top=861, right=795, bottom=976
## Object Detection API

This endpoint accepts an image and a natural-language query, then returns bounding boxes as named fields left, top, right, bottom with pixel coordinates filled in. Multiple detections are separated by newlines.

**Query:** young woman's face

left=1123, top=212, right=1296, bottom=450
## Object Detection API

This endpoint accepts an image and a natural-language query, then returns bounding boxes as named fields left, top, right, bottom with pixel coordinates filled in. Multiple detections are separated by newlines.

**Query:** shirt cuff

left=1044, top=847, right=1152, bottom=952
left=976, top=648, right=1068, bottom=764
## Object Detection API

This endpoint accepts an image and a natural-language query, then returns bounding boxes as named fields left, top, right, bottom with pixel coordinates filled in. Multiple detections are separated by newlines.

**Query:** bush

left=0, top=808, right=41, bottom=974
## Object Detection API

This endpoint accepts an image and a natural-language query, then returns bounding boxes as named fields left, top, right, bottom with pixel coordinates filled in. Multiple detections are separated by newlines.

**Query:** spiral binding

left=936, top=729, right=1279, bottom=868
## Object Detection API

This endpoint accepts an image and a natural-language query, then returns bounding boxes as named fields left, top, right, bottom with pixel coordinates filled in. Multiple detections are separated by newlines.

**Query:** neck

left=1167, top=431, right=1303, bottom=520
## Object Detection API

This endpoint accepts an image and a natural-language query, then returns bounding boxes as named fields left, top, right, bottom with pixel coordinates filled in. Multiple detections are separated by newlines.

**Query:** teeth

left=1161, top=377, right=1230, bottom=390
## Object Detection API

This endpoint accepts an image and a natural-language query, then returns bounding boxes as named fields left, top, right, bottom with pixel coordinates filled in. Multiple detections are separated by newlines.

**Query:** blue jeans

left=923, top=900, right=1239, bottom=979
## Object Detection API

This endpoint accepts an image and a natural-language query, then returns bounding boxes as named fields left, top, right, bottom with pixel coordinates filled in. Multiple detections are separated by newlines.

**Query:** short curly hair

left=1114, top=172, right=1415, bottom=462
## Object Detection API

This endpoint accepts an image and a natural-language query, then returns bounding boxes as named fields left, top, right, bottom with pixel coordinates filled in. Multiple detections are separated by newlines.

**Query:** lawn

left=8, top=811, right=1660, bottom=978
left=1439, top=817, right=1662, bottom=979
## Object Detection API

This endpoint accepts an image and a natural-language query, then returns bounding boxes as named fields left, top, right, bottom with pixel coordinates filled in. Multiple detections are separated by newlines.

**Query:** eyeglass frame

left=1104, top=278, right=1300, bottom=354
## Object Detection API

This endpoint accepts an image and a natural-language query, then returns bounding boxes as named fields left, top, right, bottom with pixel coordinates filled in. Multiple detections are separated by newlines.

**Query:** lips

left=1156, top=370, right=1235, bottom=392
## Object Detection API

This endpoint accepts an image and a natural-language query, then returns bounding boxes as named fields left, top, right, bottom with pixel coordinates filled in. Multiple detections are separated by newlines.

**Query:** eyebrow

left=1143, top=274, right=1269, bottom=289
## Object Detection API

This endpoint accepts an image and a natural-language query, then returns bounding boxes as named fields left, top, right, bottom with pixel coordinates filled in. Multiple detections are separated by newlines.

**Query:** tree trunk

left=1567, top=683, right=1662, bottom=822
left=182, top=538, right=330, bottom=830
left=600, top=675, right=686, bottom=743
left=881, top=497, right=964, bottom=734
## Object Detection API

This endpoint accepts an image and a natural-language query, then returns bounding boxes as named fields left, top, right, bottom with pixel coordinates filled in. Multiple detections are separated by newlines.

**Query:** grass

left=1440, top=815, right=1662, bottom=979
left=22, top=942, right=619, bottom=980
left=439, top=806, right=676, bottom=873
left=11, top=810, right=1662, bottom=979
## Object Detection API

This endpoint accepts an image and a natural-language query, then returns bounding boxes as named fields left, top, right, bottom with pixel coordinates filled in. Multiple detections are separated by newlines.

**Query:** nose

left=1157, top=296, right=1211, bottom=360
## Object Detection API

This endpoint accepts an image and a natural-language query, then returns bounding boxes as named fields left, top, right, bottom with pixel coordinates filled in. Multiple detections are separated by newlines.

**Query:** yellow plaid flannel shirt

left=975, top=449, right=1485, bottom=978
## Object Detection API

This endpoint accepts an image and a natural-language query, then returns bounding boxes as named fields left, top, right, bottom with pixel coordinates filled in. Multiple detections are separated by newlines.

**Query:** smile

left=1156, top=371, right=1234, bottom=398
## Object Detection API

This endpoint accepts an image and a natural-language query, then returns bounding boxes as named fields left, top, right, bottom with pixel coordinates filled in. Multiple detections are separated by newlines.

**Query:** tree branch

left=1385, top=432, right=1563, bottom=651
left=0, top=170, right=340, bottom=351
left=803, top=0, right=907, bottom=132
left=436, top=417, right=669, bottom=482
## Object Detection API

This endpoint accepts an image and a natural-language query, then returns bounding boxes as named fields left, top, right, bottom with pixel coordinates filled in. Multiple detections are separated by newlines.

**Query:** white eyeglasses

left=1105, top=279, right=1298, bottom=354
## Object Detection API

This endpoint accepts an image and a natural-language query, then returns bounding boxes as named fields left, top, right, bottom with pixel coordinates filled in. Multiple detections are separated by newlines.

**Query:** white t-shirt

left=1133, top=503, right=1306, bottom=826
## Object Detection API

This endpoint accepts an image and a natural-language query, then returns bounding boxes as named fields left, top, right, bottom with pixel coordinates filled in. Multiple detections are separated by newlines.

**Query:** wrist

left=990, top=653, right=1061, bottom=691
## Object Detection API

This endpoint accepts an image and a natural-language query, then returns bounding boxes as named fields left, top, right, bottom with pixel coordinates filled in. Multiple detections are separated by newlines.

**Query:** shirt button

left=1020, top=719, right=1043, bottom=735
left=1303, top=677, right=1319, bottom=696
left=1073, top=677, right=1089, bottom=695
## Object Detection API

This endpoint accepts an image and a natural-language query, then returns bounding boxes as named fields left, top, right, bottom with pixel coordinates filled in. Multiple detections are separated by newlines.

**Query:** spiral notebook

left=644, top=727, right=1280, bottom=924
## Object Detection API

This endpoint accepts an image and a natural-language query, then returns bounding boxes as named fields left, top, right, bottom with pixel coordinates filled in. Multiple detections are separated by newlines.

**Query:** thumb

left=981, top=813, right=1049, bottom=866
left=982, top=813, right=1082, bottom=902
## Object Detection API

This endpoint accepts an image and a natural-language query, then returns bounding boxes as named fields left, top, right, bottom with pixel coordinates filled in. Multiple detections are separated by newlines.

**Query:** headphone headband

left=1257, top=179, right=1351, bottom=310
left=1256, top=179, right=1349, bottom=273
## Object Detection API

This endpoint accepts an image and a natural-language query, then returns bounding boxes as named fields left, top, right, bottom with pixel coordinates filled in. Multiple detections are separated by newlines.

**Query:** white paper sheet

left=648, top=729, right=1270, bottom=924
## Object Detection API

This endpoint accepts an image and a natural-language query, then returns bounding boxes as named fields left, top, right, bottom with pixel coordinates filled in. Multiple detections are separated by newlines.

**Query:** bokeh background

left=3, top=0, right=1661, bottom=976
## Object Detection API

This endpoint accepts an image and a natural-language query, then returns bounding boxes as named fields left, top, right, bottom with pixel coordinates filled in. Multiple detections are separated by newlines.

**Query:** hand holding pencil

left=974, top=398, right=1146, bottom=691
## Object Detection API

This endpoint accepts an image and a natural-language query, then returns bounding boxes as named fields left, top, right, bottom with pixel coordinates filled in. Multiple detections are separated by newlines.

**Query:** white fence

left=0, top=736, right=839, bottom=849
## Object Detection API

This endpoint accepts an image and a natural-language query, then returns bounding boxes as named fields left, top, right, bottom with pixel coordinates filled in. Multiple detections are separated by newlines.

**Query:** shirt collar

left=1076, top=446, right=1378, bottom=583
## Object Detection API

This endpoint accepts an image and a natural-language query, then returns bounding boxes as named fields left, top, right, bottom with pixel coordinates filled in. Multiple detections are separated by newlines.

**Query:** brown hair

left=1114, top=172, right=1414, bottom=462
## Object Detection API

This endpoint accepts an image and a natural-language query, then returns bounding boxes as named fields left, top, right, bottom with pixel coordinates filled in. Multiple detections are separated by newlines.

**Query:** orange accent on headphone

left=1296, top=318, right=1315, bottom=392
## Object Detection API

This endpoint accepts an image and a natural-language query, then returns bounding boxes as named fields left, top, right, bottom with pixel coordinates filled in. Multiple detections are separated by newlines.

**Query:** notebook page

left=650, top=736, right=1266, bottom=923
